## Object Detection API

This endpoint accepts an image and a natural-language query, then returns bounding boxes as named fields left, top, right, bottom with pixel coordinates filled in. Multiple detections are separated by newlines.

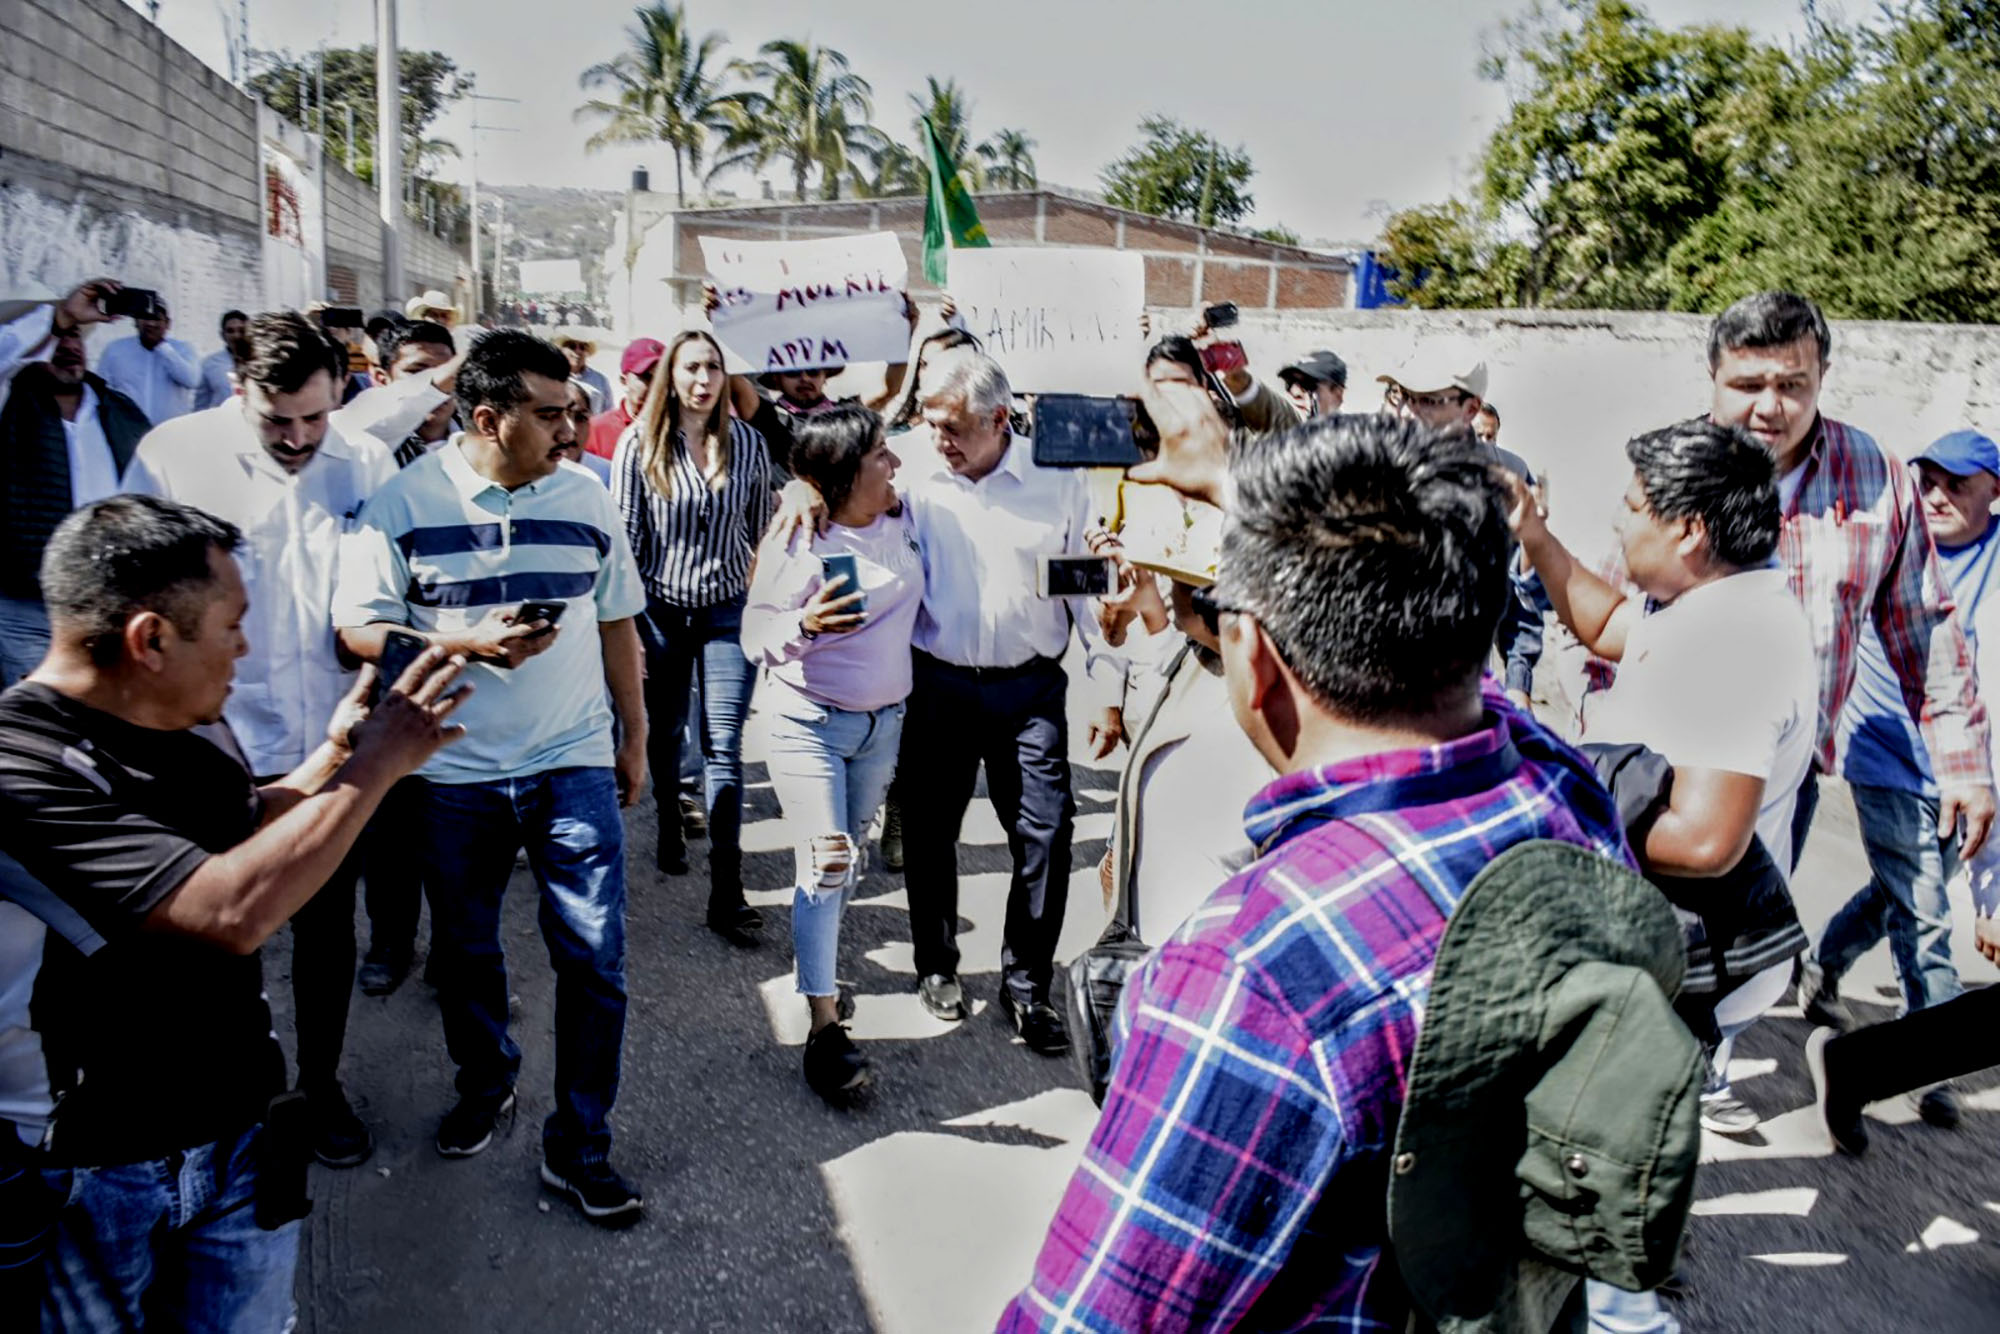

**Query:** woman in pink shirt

left=742, top=404, right=923, bottom=1101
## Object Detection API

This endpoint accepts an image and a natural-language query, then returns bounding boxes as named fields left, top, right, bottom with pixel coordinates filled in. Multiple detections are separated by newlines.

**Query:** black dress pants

left=287, top=834, right=366, bottom=1094
left=899, top=652, right=1075, bottom=1003
left=1826, top=981, right=2000, bottom=1104
left=362, top=776, right=427, bottom=960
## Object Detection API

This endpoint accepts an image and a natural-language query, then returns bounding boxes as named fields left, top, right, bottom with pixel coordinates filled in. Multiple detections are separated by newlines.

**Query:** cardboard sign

left=702, top=232, right=910, bottom=374
left=950, top=247, right=1146, bottom=394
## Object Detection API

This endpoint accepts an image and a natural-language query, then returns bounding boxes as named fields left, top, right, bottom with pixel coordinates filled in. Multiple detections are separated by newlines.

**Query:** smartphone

left=514, top=600, right=568, bottom=637
left=820, top=553, right=866, bottom=615
left=372, top=627, right=428, bottom=703
left=317, top=306, right=366, bottom=330
left=1200, top=340, right=1248, bottom=374
left=1038, top=554, right=1115, bottom=599
left=1031, top=394, right=1159, bottom=469
left=1202, top=301, right=1240, bottom=330
left=105, top=287, right=163, bottom=320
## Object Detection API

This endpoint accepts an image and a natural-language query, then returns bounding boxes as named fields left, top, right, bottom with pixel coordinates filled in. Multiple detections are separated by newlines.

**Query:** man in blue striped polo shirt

left=332, top=331, right=651, bottom=1224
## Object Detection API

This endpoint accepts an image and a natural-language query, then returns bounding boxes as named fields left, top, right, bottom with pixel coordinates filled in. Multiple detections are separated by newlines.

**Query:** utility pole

left=376, top=0, right=403, bottom=301
left=344, top=104, right=356, bottom=173
left=466, top=94, right=519, bottom=329
left=314, top=45, right=326, bottom=139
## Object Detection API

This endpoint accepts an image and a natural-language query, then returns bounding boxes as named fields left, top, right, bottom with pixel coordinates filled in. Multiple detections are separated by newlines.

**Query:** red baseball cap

left=620, top=338, right=666, bottom=377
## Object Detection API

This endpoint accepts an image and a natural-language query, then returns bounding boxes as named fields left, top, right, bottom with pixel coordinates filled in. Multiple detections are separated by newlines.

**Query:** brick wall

left=642, top=189, right=1348, bottom=313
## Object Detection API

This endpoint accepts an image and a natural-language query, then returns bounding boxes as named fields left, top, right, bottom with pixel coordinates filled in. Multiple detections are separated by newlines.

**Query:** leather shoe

left=357, top=947, right=411, bottom=997
left=705, top=901, right=763, bottom=947
left=999, top=988, right=1071, bottom=1056
left=917, top=973, right=967, bottom=1021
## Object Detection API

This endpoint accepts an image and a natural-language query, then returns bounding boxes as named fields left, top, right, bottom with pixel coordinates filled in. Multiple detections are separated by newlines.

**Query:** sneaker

left=1698, top=1088, right=1760, bottom=1137
left=1918, top=1083, right=1963, bottom=1130
left=308, top=1085, right=375, bottom=1168
left=540, top=1158, right=643, bottom=1226
left=357, top=946, right=411, bottom=997
left=679, top=793, right=708, bottom=841
left=1796, top=958, right=1854, bottom=1031
left=1806, top=1026, right=1868, bottom=1155
left=436, top=1091, right=516, bottom=1158
left=879, top=799, right=905, bottom=872
left=804, top=1024, right=873, bottom=1101
left=917, top=973, right=967, bottom=1022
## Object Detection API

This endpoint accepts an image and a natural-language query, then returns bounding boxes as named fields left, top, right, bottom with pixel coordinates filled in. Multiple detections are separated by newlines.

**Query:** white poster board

left=950, top=247, right=1147, bottom=394
left=702, top=232, right=909, bottom=373
left=518, top=258, right=584, bottom=295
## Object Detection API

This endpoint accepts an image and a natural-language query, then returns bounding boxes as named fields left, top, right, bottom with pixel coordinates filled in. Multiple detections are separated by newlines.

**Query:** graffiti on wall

left=0, top=185, right=259, bottom=355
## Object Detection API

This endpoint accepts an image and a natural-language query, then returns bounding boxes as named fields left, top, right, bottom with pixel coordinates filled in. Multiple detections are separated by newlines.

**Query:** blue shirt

left=1842, top=522, right=2000, bottom=796
left=332, top=437, right=647, bottom=784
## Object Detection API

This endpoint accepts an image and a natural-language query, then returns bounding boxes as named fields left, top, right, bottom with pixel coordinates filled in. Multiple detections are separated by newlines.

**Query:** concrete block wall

left=0, top=0, right=264, bottom=347
left=2, top=0, right=464, bottom=334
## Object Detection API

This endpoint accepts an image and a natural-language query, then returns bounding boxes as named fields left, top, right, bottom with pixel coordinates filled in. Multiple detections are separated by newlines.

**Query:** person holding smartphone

left=741, top=405, right=921, bottom=1100
left=611, top=330, right=775, bottom=941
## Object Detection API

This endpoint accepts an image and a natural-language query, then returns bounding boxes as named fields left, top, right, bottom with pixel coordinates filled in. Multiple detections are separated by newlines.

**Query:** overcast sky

left=140, top=0, right=1814, bottom=243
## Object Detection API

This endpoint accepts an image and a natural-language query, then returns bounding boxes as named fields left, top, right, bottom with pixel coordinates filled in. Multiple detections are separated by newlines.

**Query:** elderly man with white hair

left=776, top=348, right=1124, bottom=1054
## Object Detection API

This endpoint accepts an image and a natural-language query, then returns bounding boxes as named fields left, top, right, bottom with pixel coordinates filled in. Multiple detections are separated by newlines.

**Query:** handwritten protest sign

left=701, top=232, right=910, bottom=374
left=949, top=247, right=1146, bottom=394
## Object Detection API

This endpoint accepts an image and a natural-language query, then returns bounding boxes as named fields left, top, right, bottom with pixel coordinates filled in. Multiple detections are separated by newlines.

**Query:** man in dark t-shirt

left=0, top=495, right=463, bottom=1330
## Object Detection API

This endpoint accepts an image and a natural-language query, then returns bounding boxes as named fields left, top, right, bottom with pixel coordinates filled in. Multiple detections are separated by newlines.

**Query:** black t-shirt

left=0, top=683, right=285, bottom=1165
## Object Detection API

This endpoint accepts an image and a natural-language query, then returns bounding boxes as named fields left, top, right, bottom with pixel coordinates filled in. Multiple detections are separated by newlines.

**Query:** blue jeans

left=641, top=595, right=754, bottom=904
left=1817, top=782, right=1963, bottom=1013
left=1587, top=1280, right=1679, bottom=1334
left=0, top=594, right=49, bottom=689
left=420, top=767, right=628, bottom=1166
left=763, top=687, right=906, bottom=997
left=39, top=1126, right=299, bottom=1333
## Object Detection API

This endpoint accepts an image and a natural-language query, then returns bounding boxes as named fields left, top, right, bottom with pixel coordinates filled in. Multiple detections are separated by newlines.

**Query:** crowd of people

left=0, top=272, right=1995, bottom=1334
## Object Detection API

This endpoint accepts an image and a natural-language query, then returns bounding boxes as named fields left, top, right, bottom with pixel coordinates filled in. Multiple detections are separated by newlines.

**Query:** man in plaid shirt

left=1000, top=405, right=1632, bottom=1331
left=1582, top=292, right=1995, bottom=865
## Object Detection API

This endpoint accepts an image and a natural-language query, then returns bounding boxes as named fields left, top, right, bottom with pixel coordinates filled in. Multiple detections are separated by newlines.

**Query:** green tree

left=1100, top=117, right=1255, bottom=227
left=979, top=128, right=1038, bottom=189
left=711, top=40, right=877, bottom=201
left=1380, top=0, right=2000, bottom=320
left=1251, top=222, right=1301, bottom=246
left=575, top=2, right=732, bottom=206
left=250, top=47, right=470, bottom=186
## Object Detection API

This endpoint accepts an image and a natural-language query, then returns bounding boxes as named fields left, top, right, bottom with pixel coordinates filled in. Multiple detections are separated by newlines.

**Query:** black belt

left=914, top=649, right=1060, bottom=682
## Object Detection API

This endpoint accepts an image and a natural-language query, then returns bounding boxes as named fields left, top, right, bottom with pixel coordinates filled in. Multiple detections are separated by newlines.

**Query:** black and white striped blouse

left=610, top=416, right=776, bottom=608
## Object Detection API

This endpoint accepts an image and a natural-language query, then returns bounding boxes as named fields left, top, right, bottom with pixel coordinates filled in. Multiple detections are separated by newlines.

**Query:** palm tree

left=575, top=2, right=730, bottom=206
left=978, top=128, right=1037, bottom=190
left=710, top=39, right=876, bottom=201
left=909, top=76, right=981, bottom=191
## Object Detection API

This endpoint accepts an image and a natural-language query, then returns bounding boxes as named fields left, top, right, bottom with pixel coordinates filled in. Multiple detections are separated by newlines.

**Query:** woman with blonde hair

left=612, top=329, right=775, bottom=943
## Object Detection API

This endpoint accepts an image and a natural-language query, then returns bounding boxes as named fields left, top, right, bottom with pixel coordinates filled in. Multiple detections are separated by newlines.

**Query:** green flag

left=921, top=117, right=988, bottom=287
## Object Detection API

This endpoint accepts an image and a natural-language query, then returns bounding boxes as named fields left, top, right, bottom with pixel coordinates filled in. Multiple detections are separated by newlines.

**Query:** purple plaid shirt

left=999, top=685, right=1630, bottom=1332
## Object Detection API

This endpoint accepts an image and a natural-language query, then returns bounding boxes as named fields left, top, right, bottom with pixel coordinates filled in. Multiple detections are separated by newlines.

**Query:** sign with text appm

left=950, top=247, right=1146, bottom=394
left=701, top=232, right=910, bottom=374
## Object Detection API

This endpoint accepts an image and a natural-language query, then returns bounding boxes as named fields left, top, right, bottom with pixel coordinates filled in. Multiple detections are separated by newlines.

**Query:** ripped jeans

left=763, top=683, right=907, bottom=998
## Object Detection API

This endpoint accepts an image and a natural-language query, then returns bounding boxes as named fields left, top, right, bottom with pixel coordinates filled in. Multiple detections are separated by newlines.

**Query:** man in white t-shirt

left=1512, top=416, right=1815, bottom=1023
left=1507, top=417, right=1815, bottom=1334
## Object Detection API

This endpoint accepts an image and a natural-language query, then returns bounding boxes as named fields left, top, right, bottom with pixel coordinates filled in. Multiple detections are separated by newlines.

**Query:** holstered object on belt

left=254, top=1091, right=314, bottom=1231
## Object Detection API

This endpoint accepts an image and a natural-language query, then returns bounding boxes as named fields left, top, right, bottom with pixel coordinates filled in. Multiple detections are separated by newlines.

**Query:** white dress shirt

left=195, top=348, right=237, bottom=410
left=61, top=382, right=120, bottom=507
left=332, top=370, right=453, bottom=455
left=903, top=430, right=1121, bottom=704
left=96, top=335, right=200, bottom=424
left=124, top=406, right=396, bottom=776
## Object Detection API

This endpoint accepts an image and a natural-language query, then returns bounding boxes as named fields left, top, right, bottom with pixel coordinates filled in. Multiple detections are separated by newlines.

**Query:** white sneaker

left=1699, top=1088, right=1761, bottom=1136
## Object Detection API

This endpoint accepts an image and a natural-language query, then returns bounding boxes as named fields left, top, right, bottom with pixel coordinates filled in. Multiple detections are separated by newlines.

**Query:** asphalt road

left=271, top=692, right=2000, bottom=1334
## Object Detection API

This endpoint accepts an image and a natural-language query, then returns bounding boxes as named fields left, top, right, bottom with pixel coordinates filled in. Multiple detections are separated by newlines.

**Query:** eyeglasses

left=1384, top=384, right=1467, bottom=413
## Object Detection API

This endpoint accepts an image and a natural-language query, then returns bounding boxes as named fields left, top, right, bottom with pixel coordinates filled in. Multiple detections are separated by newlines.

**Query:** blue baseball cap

left=1915, top=430, right=2000, bottom=478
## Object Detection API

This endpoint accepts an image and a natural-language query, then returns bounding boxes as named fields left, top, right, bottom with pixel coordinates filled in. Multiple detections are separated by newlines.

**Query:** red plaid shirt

left=1585, top=416, right=1991, bottom=785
